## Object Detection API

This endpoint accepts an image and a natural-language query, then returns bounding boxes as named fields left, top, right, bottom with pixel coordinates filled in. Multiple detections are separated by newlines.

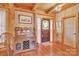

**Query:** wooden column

left=8, top=4, right=15, bottom=55
left=8, top=3, right=15, bottom=36
left=76, top=13, right=79, bottom=55
left=33, top=13, right=37, bottom=42
left=53, top=14, right=56, bottom=43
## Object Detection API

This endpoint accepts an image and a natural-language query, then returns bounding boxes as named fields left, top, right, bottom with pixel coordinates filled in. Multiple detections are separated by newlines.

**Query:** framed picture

left=18, top=15, right=32, bottom=24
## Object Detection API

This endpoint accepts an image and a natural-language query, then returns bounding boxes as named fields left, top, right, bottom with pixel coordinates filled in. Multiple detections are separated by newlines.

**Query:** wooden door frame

left=62, top=14, right=79, bottom=48
left=76, top=13, right=79, bottom=54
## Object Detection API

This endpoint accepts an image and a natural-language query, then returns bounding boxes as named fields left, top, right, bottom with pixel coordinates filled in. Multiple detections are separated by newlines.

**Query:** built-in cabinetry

left=14, top=11, right=36, bottom=53
left=14, top=27, right=36, bottom=53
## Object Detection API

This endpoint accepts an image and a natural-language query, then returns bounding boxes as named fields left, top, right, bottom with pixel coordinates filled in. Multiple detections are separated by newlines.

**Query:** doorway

left=41, top=19, right=50, bottom=43
left=36, top=17, right=54, bottom=44
left=62, top=15, right=78, bottom=48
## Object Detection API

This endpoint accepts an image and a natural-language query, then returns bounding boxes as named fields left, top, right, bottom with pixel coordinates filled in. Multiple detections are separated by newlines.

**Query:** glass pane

left=42, top=20, right=49, bottom=30
left=0, top=10, right=6, bottom=43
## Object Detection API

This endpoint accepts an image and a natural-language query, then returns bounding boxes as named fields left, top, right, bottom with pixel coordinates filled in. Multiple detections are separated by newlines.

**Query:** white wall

left=56, top=4, right=79, bottom=47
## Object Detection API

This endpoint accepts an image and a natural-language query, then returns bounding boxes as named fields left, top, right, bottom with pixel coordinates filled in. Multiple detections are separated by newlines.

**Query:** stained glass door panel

left=41, top=19, right=50, bottom=42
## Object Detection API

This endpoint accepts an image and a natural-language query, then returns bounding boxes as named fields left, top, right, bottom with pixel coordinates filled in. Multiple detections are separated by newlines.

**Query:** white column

left=50, top=18, right=53, bottom=42
left=36, top=17, right=41, bottom=44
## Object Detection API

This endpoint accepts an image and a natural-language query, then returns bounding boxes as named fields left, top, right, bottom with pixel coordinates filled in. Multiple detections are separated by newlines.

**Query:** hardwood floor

left=15, top=42, right=78, bottom=56
left=0, top=42, right=78, bottom=56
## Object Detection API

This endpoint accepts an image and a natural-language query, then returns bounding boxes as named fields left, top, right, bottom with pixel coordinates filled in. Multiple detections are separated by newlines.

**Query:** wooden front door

left=62, top=16, right=77, bottom=48
left=41, top=19, right=50, bottom=43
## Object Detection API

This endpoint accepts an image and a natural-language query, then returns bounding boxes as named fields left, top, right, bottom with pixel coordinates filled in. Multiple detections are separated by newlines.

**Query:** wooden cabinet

left=14, top=27, right=36, bottom=53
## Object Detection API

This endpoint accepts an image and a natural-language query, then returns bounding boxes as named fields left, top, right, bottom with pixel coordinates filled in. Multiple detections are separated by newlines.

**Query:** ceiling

left=14, top=3, right=35, bottom=10
left=33, top=3, right=56, bottom=11
left=14, top=3, right=77, bottom=14
left=14, top=3, right=57, bottom=11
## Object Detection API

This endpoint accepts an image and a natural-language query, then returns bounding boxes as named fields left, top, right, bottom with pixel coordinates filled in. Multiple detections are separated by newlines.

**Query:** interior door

left=41, top=19, right=50, bottom=43
left=63, top=17, right=77, bottom=48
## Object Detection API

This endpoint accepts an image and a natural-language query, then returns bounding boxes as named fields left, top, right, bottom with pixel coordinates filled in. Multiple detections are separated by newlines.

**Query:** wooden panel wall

left=0, top=3, right=56, bottom=43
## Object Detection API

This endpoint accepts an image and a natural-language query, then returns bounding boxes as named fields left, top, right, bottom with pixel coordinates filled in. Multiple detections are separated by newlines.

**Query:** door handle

left=73, top=33, right=76, bottom=35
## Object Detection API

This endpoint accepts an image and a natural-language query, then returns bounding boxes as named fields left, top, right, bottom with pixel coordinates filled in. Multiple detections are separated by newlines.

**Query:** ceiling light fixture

left=53, top=3, right=66, bottom=12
